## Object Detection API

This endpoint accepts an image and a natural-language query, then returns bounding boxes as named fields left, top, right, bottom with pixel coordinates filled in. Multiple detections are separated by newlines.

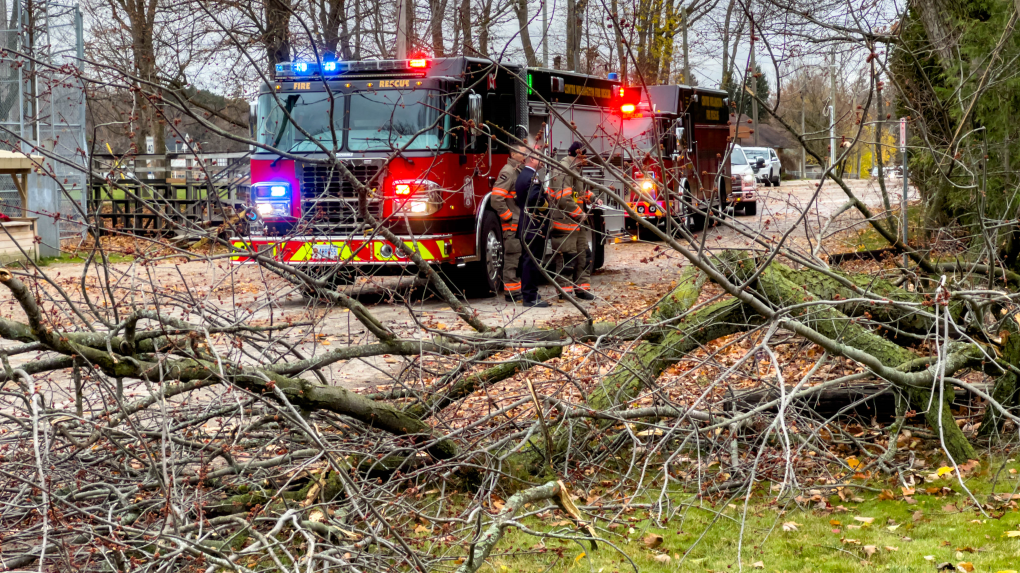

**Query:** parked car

left=730, top=145, right=758, bottom=216
left=742, top=146, right=782, bottom=186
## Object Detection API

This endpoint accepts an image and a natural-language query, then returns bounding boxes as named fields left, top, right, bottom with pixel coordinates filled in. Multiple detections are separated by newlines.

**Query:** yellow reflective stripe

left=291, top=243, right=314, bottom=261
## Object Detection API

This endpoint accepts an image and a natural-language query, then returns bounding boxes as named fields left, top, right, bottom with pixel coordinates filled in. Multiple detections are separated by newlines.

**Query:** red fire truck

left=232, top=57, right=635, bottom=294
left=617, top=84, right=733, bottom=232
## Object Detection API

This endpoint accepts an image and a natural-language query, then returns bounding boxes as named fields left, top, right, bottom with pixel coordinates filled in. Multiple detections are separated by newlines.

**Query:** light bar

left=274, top=59, right=432, bottom=79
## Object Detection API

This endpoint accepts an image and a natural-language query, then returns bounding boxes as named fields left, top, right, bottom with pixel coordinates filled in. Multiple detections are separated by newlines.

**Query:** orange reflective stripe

left=552, top=221, right=579, bottom=231
left=505, top=282, right=522, bottom=291
left=502, top=223, right=518, bottom=232
left=561, top=187, right=573, bottom=195
left=562, top=286, right=574, bottom=292
left=569, top=207, right=583, bottom=218
left=499, top=209, right=513, bottom=220
left=579, top=283, right=591, bottom=290
left=492, top=187, right=510, bottom=194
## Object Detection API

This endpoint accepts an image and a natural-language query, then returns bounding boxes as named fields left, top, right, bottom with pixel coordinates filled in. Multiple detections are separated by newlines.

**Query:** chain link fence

left=0, top=0, right=86, bottom=256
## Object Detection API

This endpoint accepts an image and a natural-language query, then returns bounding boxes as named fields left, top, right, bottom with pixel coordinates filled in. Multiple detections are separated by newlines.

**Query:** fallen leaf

left=643, top=533, right=664, bottom=549
left=937, top=466, right=955, bottom=477
left=885, top=546, right=899, bottom=552
left=996, top=570, right=1019, bottom=573
left=653, top=554, right=671, bottom=564
left=924, top=555, right=935, bottom=561
left=1005, top=531, right=1020, bottom=537
left=863, top=545, right=877, bottom=558
left=752, top=562, right=764, bottom=569
left=413, top=524, right=430, bottom=534
left=936, top=564, right=956, bottom=572
left=574, top=552, right=586, bottom=564
left=854, top=516, right=875, bottom=524
left=943, top=503, right=959, bottom=513
left=913, top=510, right=924, bottom=522
left=782, top=521, right=800, bottom=532
left=901, top=486, right=916, bottom=496
left=879, top=489, right=896, bottom=501
left=887, top=524, right=901, bottom=531
left=958, top=563, right=974, bottom=573
left=847, top=456, right=862, bottom=469
left=829, top=519, right=841, bottom=526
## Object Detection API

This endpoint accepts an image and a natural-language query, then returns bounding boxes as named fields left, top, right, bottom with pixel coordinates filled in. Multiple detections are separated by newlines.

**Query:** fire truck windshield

left=256, top=90, right=449, bottom=153
left=348, top=91, right=448, bottom=151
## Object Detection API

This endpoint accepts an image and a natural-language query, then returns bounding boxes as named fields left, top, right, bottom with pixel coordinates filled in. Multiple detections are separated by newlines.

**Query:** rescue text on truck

left=231, top=57, right=627, bottom=295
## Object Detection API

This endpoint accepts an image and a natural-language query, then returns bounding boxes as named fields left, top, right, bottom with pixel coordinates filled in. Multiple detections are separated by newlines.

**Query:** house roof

left=730, top=123, right=799, bottom=150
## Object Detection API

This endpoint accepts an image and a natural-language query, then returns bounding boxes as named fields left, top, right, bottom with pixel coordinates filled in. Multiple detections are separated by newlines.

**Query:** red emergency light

left=615, top=86, right=642, bottom=115
left=408, top=59, right=430, bottom=68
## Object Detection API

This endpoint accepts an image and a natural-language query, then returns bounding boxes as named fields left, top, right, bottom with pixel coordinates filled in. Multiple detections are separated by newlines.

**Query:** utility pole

left=750, top=19, right=758, bottom=147
left=396, top=0, right=408, bottom=58
left=801, top=92, right=806, bottom=178
left=830, top=51, right=837, bottom=169
left=901, top=118, right=908, bottom=267
left=681, top=8, right=690, bottom=84
left=542, top=0, right=549, bottom=67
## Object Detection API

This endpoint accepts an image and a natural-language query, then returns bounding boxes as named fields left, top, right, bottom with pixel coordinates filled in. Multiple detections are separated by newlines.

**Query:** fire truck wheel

left=474, top=210, right=503, bottom=295
left=742, top=202, right=757, bottom=216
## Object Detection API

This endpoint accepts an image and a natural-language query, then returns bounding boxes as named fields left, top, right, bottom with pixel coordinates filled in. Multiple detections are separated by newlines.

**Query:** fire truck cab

left=233, top=57, right=628, bottom=295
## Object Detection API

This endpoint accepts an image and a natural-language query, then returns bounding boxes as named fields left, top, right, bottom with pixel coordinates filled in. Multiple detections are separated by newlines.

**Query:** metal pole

left=750, top=21, right=758, bottom=147
left=542, top=0, right=549, bottom=67
left=830, top=51, right=837, bottom=169
left=901, top=119, right=908, bottom=268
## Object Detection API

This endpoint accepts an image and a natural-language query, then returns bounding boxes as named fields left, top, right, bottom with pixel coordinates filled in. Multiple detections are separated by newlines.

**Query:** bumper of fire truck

left=624, top=201, right=668, bottom=219
left=229, top=235, right=458, bottom=266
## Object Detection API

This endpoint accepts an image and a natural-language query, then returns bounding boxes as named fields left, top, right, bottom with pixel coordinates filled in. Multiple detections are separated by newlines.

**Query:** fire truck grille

left=298, top=162, right=383, bottom=232
left=300, top=162, right=381, bottom=200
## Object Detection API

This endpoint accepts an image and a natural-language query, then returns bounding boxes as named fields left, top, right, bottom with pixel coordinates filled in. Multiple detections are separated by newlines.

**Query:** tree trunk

left=430, top=0, right=448, bottom=56
left=722, top=254, right=977, bottom=461
left=265, top=0, right=292, bottom=72
left=514, top=0, right=538, bottom=66
left=460, top=0, right=473, bottom=55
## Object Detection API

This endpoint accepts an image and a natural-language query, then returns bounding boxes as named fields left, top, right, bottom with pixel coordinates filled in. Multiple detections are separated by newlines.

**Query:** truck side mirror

left=756, top=157, right=765, bottom=167
left=468, top=93, right=483, bottom=147
left=248, top=101, right=258, bottom=142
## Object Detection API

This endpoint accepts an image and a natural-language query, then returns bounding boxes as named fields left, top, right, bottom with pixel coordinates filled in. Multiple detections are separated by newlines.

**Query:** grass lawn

left=458, top=460, right=1020, bottom=573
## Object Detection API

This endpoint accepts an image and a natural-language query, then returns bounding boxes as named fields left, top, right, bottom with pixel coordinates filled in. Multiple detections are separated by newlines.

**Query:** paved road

left=1, top=178, right=916, bottom=396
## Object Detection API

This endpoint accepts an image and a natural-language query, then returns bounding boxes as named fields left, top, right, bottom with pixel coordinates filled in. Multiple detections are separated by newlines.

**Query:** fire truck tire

left=742, top=202, right=757, bottom=216
left=460, top=210, right=503, bottom=296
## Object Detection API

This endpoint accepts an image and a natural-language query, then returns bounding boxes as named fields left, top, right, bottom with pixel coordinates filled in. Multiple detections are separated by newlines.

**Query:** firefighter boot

left=502, top=231, right=522, bottom=302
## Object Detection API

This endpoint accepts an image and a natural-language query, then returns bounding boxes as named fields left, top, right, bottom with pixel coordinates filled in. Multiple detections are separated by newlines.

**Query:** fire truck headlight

left=255, top=201, right=289, bottom=218
left=640, top=179, right=655, bottom=192
left=742, top=173, right=755, bottom=186
left=409, top=201, right=429, bottom=214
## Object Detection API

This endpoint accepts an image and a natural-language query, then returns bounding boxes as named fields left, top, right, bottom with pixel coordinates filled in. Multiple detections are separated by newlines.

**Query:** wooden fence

left=88, top=153, right=250, bottom=236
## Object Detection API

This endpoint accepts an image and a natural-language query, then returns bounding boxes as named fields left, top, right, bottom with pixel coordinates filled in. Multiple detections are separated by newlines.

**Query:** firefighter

left=515, top=150, right=551, bottom=308
left=490, top=144, right=527, bottom=301
left=548, top=142, right=595, bottom=300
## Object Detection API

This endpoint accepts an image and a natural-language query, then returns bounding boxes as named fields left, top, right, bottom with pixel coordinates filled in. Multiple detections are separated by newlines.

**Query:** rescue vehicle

left=616, top=84, right=734, bottom=232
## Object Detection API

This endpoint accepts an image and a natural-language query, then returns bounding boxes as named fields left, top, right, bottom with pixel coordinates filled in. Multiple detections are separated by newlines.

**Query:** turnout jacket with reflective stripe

left=490, top=158, right=522, bottom=233
left=548, top=156, right=586, bottom=234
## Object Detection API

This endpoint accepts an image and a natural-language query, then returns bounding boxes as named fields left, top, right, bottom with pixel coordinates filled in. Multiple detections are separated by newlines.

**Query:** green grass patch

left=37, top=252, right=135, bottom=266
left=477, top=461, right=1020, bottom=573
